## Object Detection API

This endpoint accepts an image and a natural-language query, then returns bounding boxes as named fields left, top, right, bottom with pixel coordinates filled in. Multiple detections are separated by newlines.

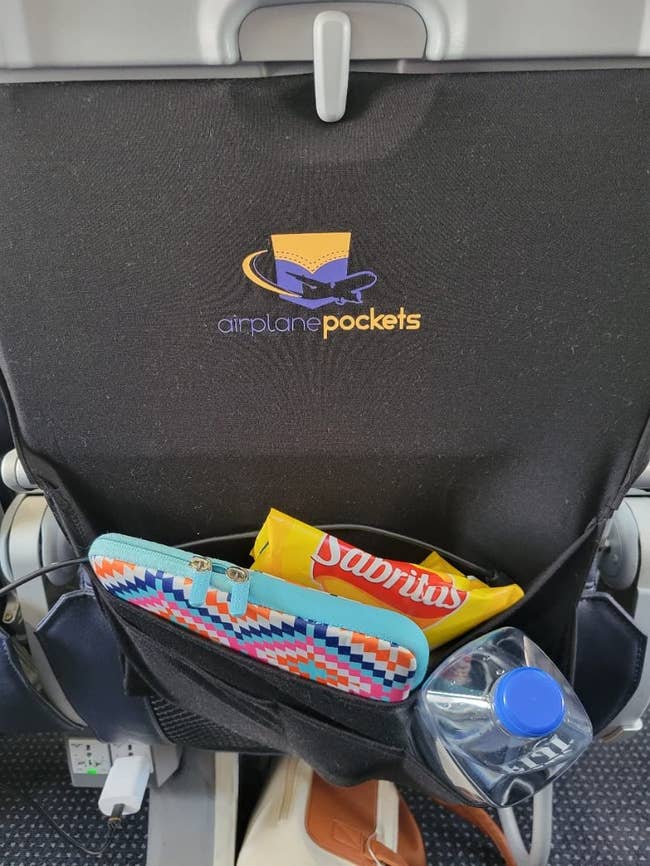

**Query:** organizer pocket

left=102, top=589, right=414, bottom=743
left=97, top=586, right=463, bottom=802
left=0, top=627, right=80, bottom=734
left=91, top=521, right=601, bottom=802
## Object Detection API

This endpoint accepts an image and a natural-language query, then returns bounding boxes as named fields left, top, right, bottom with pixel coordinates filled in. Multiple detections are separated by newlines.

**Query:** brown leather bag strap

left=365, top=838, right=410, bottom=866
left=306, top=775, right=422, bottom=866
left=354, top=796, right=517, bottom=866
left=305, top=768, right=516, bottom=866
left=431, top=798, right=518, bottom=866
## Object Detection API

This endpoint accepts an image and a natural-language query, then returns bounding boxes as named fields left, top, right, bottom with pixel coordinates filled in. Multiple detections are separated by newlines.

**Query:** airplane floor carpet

left=0, top=720, right=648, bottom=865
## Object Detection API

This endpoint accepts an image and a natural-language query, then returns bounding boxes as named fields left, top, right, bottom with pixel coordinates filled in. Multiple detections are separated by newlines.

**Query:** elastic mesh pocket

left=150, top=696, right=272, bottom=752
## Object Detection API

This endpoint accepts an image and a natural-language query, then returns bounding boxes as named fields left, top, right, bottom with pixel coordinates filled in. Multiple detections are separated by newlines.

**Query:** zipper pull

left=225, top=566, right=250, bottom=617
left=188, top=555, right=212, bottom=606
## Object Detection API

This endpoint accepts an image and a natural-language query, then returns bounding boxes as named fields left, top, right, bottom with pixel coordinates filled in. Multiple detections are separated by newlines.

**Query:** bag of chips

left=252, top=509, right=523, bottom=649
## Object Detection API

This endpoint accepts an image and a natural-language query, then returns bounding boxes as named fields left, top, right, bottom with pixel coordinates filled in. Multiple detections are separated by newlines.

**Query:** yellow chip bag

left=252, top=509, right=523, bottom=649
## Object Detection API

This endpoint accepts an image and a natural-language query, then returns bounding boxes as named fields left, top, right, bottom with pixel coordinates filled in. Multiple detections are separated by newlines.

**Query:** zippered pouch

left=89, top=534, right=429, bottom=702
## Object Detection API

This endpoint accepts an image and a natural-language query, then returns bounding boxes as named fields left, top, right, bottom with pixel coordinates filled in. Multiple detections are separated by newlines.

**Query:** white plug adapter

left=98, top=755, right=150, bottom=817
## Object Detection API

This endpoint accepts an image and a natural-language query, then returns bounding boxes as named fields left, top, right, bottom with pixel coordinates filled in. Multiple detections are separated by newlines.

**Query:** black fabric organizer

left=1, top=69, right=649, bottom=802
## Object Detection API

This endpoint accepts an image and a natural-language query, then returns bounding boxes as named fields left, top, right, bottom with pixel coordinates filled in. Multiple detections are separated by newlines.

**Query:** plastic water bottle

left=414, top=627, right=592, bottom=807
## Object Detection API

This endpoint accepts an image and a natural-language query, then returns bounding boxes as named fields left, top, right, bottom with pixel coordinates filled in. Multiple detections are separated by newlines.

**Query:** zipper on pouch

left=188, top=555, right=250, bottom=616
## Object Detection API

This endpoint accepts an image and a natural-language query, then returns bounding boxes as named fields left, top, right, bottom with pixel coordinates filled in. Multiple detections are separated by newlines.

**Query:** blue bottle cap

left=493, top=667, right=565, bottom=738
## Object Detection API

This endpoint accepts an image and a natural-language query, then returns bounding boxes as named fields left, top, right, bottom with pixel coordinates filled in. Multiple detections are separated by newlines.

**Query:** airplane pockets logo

left=242, top=231, right=376, bottom=310
left=231, top=231, right=421, bottom=339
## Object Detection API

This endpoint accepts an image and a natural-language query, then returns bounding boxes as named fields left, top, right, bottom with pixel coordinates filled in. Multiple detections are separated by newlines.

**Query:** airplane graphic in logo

left=241, top=232, right=377, bottom=310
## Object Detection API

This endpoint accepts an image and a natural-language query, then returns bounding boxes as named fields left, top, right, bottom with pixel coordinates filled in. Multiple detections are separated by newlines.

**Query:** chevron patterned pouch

left=89, top=533, right=429, bottom=703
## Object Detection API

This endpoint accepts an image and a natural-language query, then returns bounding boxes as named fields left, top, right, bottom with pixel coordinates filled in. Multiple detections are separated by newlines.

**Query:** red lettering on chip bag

left=310, top=534, right=467, bottom=621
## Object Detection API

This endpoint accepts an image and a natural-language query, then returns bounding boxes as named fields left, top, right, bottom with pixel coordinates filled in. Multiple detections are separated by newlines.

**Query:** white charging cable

left=498, top=784, right=554, bottom=866
left=98, top=755, right=150, bottom=819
